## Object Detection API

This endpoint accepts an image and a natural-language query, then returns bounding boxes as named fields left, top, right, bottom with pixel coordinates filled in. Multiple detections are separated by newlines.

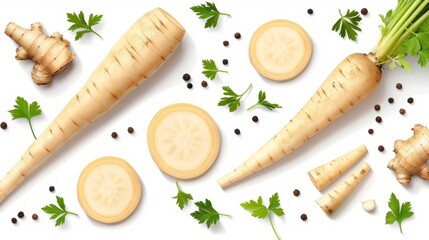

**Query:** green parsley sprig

left=385, top=192, right=414, bottom=234
left=67, top=11, right=103, bottom=40
left=42, top=196, right=78, bottom=227
left=241, top=193, right=284, bottom=240
left=172, top=180, right=193, bottom=210
left=332, top=9, right=362, bottom=41
left=190, top=199, right=231, bottom=229
left=247, top=90, right=282, bottom=111
left=8, top=96, right=42, bottom=139
left=218, top=83, right=252, bottom=112
left=202, top=59, right=228, bottom=80
left=190, top=2, right=230, bottom=28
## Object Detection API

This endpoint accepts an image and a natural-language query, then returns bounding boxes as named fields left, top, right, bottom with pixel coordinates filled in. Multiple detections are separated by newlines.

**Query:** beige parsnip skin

left=308, top=144, right=367, bottom=191
left=218, top=53, right=381, bottom=188
left=316, top=162, right=371, bottom=215
left=4, top=22, right=75, bottom=85
left=0, top=8, right=185, bottom=203
left=388, top=124, right=429, bottom=185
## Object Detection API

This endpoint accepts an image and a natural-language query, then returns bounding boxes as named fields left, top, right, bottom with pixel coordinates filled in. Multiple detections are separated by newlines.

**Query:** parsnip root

left=316, top=162, right=371, bottom=215
left=388, top=124, right=429, bottom=185
left=5, top=22, right=75, bottom=85
left=218, top=53, right=381, bottom=188
left=0, top=8, right=185, bottom=203
left=308, top=145, right=367, bottom=191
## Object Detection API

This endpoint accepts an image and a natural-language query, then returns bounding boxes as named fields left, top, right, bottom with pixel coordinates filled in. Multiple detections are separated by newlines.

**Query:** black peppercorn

left=0, top=122, right=7, bottom=129
left=252, top=116, right=259, bottom=123
left=222, top=59, right=229, bottom=65
left=49, top=186, right=55, bottom=192
left=388, top=97, right=394, bottom=104
left=187, top=83, right=193, bottom=89
left=234, top=32, right=241, bottom=39
left=293, top=189, right=300, bottom=196
left=307, top=8, right=313, bottom=15
left=182, top=73, right=191, bottom=81
left=368, top=129, right=374, bottom=135
left=11, top=218, right=17, bottom=224
left=300, top=214, right=308, bottom=221
left=234, top=128, right=240, bottom=135
left=111, top=132, right=118, bottom=138
left=374, top=104, right=381, bottom=111
left=378, top=145, right=385, bottom=152
left=361, top=8, right=368, bottom=15
left=17, top=211, right=24, bottom=218
left=375, top=116, right=382, bottom=123
left=407, top=97, right=414, bottom=104
left=396, top=83, right=403, bottom=89
left=127, top=127, right=134, bottom=133
left=223, top=40, right=229, bottom=47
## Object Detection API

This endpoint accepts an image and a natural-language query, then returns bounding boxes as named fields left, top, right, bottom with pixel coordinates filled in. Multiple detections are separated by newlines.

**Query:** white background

left=0, top=0, right=428, bottom=239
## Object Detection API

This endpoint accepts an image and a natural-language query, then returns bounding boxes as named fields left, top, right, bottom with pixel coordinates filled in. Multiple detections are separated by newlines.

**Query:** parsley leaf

left=385, top=193, right=414, bottom=234
left=67, top=11, right=103, bottom=41
left=172, top=180, right=193, bottom=210
left=332, top=9, right=362, bottom=41
left=190, top=2, right=230, bottom=28
left=241, top=193, right=284, bottom=240
left=41, top=196, right=78, bottom=227
left=8, top=96, right=42, bottom=139
left=202, top=59, right=228, bottom=80
left=247, top=90, right=282, bottom=111
left=218, top=83, right=252, bottom=112
left=190, top=199, right=231, bottom=229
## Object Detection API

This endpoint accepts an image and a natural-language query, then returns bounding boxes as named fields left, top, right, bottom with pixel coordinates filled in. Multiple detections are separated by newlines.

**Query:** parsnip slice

left=77, top=156, right=142, bottom=224
left=147, top=103, right=220, bottom=179
left=249, top=19, right=312, bottom=81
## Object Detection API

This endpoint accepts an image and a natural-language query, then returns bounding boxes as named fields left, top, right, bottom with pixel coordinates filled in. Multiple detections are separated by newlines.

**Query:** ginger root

left=388, top=124, right=429, bottom=185
left=4, top=22, right=75, bottom=85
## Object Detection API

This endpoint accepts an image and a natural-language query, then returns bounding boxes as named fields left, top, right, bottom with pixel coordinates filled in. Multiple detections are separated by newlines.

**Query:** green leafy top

left=332, top=9, right=362, bottom=41
left=373, top=0, right=429, bottom=71
left=218, top=83, right=252, bottom=112
left=202, top=59, right=228, bottom=80
left=247, top=91, right=282, bottom=111
left=41, top=196, right=78, bottom=227
left=67, top=11, right=103, bottom=40
left=172, top=180, right=193, bottom=210
left=190, top=2, right=230, bottom=28
left=8, top=96, right=42, bottom=139
left=385, top=193, right=414, bottom=234
left=241, top=193, right=284, bottom=240
left=190, top=199, right=231, bottom=229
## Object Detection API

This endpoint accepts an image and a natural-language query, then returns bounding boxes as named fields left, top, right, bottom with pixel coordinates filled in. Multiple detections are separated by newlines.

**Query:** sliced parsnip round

left=147, top=103, right=220, bottom=179
left=249, top=19, right=312, bottom=81
left=77, top=156, right=142, bottom=224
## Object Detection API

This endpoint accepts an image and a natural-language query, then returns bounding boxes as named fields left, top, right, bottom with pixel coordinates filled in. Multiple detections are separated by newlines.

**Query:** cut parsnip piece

left=249, top=19, right=312, bottom=81
left=147, top=103, right=220, bottom=179
left=77, top=156, right=142, bottom=224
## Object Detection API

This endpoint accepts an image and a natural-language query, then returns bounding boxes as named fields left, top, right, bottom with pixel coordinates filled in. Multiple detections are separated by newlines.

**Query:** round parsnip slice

left=77, top=156, right=142, bottom=224
left=147, top=103, right=220, bottom=179
left=249, top=19, right=312, bottom=81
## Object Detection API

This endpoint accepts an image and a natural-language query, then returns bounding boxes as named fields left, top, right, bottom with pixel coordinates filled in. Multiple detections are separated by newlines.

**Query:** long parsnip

left=218, top=54, right=380, bottom=188
left=0, top=8, right=185, bottom=202
left=218, top=0, right=429, bottom=188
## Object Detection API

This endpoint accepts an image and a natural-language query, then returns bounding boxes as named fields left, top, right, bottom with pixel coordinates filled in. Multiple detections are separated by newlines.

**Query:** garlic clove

left=362, top=199, right=376, bottom=212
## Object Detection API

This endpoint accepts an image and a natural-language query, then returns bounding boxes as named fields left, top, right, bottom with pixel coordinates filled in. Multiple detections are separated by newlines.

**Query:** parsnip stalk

left=0, top=8, right=185, bottom=203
